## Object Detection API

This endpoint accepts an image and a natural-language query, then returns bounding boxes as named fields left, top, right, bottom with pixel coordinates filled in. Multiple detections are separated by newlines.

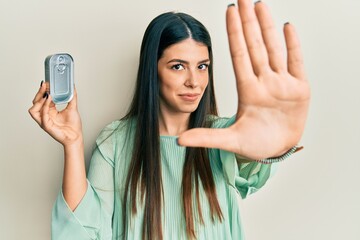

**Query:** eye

left=171, top=64, right=185, bottom=71
left=198, top=63, right=209, bottom=70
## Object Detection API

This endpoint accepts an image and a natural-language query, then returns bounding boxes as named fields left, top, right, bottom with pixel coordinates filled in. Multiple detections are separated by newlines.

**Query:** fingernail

left=227, top=3, right=235, bottom=8
left=43, top=92, right=48, bottom=99
left=294, top=146, right=304, bottom=153
left=284, top=22, right=290, bottom=26
left=254, top=0, right=261, bottom=4
left=40, top=80, right=44, bottom=87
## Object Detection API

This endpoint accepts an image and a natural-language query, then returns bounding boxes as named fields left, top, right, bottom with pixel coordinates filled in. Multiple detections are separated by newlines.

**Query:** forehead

left=161, top=38, right=209, bottom=61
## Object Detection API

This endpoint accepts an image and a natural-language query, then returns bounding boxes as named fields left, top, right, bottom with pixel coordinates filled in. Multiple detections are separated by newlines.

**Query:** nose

left=184, top=69, right=199, bottom=88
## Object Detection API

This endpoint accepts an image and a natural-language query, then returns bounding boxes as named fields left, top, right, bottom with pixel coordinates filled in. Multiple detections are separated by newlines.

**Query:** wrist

left=63, top=137, right=84, bottom=152
left=236, top=145, right=303, bottom=164
left=256, top=145, right=303, bottom=164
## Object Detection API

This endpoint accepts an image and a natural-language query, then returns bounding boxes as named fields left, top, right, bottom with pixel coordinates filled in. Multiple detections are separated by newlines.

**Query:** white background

left=1, top=0, right=359, bottom=239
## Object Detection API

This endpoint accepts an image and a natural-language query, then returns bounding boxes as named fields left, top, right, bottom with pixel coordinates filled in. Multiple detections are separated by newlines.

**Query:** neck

left=159, top=106, right=190, bottom=137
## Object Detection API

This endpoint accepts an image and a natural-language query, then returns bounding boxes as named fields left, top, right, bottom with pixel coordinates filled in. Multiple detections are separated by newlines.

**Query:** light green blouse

left=52, top=116, right=277, bottom=240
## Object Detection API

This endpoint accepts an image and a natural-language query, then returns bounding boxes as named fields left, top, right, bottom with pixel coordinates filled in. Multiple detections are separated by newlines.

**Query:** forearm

left=62, top=139, right=87, bottom=211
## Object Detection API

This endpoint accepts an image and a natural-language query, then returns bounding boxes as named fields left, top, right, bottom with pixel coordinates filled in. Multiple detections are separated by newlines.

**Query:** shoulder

left=207, top=115, right=236, bottom=129
left=95, top=118, right=135, bottom=147
left=93, top=118, right=135, bottom=166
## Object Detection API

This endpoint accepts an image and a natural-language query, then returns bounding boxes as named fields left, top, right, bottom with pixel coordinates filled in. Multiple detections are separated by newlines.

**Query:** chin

left=179, top=105, right=200, bottom=113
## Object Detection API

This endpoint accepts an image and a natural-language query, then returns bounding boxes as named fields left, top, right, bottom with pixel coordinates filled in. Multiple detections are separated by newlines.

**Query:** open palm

left=178, top=0, right=310, bottom=160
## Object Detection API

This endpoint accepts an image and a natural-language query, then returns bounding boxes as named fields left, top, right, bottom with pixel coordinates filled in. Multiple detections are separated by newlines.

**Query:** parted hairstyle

left=122, top=12, right=222, bottom=240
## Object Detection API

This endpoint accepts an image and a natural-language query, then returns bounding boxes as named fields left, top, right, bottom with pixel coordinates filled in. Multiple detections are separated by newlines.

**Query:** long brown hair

left=122, top=12, right=222, bottom=239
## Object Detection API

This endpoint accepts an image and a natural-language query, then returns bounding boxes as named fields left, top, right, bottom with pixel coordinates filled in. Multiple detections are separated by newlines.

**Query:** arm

left=29, top=82, right=87, bottom=210
left=52, top=124, right=116, bottom=240
left=62, top=139, right=87, bottom=211
left=29, top=83, right=115, bottom=239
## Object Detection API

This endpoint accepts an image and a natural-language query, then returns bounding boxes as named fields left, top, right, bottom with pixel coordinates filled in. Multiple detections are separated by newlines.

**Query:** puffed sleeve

left=211, top=116, right=279, bottom=199
left=51, top=121, right=119, bottom=240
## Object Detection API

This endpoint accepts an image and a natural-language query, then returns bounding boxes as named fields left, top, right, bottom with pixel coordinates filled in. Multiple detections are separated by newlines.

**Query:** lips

left=178, top=93, right=200, bottom=101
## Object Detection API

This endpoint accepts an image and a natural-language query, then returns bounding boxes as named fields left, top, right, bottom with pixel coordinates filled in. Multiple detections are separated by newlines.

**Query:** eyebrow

left=167, top=59, right=210, bottom=64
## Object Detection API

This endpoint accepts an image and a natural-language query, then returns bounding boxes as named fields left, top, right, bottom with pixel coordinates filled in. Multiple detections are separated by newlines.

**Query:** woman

left=28, top=1, right=310, bottom=239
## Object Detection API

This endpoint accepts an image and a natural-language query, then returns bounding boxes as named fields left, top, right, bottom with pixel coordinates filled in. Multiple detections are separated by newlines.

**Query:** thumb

left=67, top=87, right=78, bottom=110
left=177, top=127, right=238, bottom=153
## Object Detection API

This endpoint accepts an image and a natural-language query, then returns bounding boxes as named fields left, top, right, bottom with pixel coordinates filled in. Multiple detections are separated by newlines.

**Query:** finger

left=40, top=94, right=54, bottom=130
left=28, top=93, right=48, bottom=125
left=49, top=100, right=56, bottom=109
left=177, top=128, right=239, bottom=153
left=67, top=87, right=78, bottom=110
left=284, top=23, right=306, bottom=80
left=255, top=2, right=286, bottom=72
left=32, top=81, right=47, bottom=104
left=238, top=0, right=270, bottom=74
left=227, top=4, right=255, bottom=81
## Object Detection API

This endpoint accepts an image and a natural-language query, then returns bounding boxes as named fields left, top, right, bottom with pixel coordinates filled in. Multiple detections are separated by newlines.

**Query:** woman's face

left=157, top=38, right=210, bottom=115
